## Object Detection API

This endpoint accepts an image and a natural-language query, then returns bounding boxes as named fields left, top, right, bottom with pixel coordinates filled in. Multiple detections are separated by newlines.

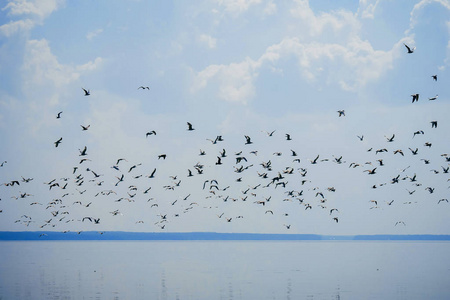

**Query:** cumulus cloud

left=290, top=0, right=360, bottom=38
left=215, top=0, right=262, bottom=15
left=408, top=0, right=450, bottom=33
left=357, top=0, right=380, bottom=19
left=191, top=35, right=395, bottom=103
left=22, top=39, right=102, bottom=88
left=0, top=0, right=63, bottom=36
left=198, top=34, right=217, bottom=49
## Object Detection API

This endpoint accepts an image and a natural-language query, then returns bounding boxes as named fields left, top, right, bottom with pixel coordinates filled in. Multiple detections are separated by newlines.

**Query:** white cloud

left=86, top=28, right=103, bottom=41
left=263, top=0, right=276, bottom=15
left=191, top=35, right=395, bottom=102
left=0, top=19, right=34, bottom=36
left=198, top=34, right=217, bottom=49
left=408, top=0, right=450, bottom=33
left=22, top=39, right=102, bottom=88
left=215, top=0, right=262, bottom=15
left=290, top=0, right=360, bottom=37
left=3, top=0, right=63, bottom=18
left=191, top=57, right=259, bottom=104
left=0, top=0, right=64, bottom=36
left=357, top=0, right=380, bottom=19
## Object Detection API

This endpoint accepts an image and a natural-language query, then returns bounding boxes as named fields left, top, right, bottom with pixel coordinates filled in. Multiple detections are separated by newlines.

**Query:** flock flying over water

left=0, top=43, right=448, bottom=235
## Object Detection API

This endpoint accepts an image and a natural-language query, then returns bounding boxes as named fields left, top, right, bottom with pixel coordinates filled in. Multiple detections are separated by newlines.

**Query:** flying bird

left=411, top=94, right=419, bottom=103
left=80, top=125, right=90, bottom=131
left=56, top=111, right=63, bottom=119
left=403, top=43, right=415, bottom=53
left=431, top=75, right=437, bottom=81
left=82, top=88, right=90, bottom=96
left=138, top=86, right=150, bottom=90
left=54, top=137, right=62, bottom=147
left=146, top=131, right=156, bottom=137
left=337, top=110, right=345, bottom=117
left=187, top=122, right=195, bottom=131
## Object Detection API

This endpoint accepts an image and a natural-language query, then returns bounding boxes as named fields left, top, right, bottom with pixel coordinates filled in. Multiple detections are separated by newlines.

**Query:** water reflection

left=1, top=241, right=450, bottom=299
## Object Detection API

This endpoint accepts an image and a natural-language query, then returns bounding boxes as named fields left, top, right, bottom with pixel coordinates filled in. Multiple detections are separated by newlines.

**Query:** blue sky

left=0, top=0, right=449, bottom=235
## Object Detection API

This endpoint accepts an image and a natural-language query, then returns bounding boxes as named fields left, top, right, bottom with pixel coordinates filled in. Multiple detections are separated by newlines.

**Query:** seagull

left=138, top=86, right=150, bottom=90
left=80, top=125, right=90, bottom=131
left=412, top=131, right=424, bottom=138
left=54, top=137, right=62, bottom=147
left=385, top=134, right=395, bottom=142
left=146, top=131, right=156, bottom=137
left=187, top=122, right=195, bottom=131
left=244, top=135, right=252, bottom=145
left=82, top=88, right=90, bottom=96
left=79, top=146, right=87, bottom=156
left=403, top=43, right=415, bottom=53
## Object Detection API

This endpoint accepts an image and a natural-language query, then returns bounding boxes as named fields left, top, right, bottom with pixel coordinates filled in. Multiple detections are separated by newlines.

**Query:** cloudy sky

left=0, top=0, right=449, bottom=235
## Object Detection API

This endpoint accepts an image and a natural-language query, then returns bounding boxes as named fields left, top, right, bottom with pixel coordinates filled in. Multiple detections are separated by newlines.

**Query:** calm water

left=1, top=241, right=449, bottom=299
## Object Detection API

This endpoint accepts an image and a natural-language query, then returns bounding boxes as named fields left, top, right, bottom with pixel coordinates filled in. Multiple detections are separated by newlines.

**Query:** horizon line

left=1, top=231, right=450, bottom=241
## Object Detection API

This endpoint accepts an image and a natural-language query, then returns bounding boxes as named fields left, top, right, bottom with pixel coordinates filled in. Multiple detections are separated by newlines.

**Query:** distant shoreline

left=1, top=231, right=450, bottom=241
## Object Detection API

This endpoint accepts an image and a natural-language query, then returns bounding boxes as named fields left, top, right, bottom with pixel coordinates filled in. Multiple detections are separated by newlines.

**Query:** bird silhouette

left=403, top=43, right=415, bottom=53
left=54, top=137, right=62, bottom=147
left=146, top=131, right=156, bottom=137
left=82, top=88, right=90, bottom=96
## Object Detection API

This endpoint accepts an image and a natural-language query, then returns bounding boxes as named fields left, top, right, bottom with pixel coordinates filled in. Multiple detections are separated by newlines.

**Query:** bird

left=357, top=135, right=364, bottom=141
left=413, top=130, right=424, bottom=138
left=146, top=131, right=156, bottom=137
left=187, top=122, right=195, bottom=131
left=337, top=110, right=345, bottom=117
left=403, top=43, right=415, bottom=53
left=430, top=121, right=437, bottom=128
left=138, top=86, right=150, bottom=90
left=309, top=155, right=319, bottom=164
left=244, top=135, right=252, bottom=145
left=364, top=168, right=377, bottom=175
left=263, top=130, right=276, bottom=136
left=411, top=94, right=419, bottom=103
left=82, top=88, right=90, bottom=96
left=285, top=134, right=292, bottom=141
left=79, top=146, right=87, bottom=156
left=54, top=137, right=62, bottom=147
left=385, top=134, right=395, bottom=142
left=431, top=75, right=437, bottom=81
left=56, top=111, right=63, bottom=119
left=428, top=95, right=438, bottom=101
left=80, top=125, right=90, bottom=131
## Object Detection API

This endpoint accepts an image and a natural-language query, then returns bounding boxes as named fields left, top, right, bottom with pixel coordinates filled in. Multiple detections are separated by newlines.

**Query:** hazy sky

left=0, top=0, right=449, bottom=235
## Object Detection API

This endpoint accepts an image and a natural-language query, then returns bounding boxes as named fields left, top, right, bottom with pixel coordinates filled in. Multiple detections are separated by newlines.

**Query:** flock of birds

left=0, top=43, right=448, bottom=235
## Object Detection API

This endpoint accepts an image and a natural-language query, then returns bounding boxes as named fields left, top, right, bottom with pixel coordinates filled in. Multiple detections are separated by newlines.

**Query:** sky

left=0, top=0, right=449, bottom=235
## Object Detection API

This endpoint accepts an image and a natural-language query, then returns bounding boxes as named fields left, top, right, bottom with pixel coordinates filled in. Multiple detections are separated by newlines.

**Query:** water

left=1, top=241, right=450, bottom=299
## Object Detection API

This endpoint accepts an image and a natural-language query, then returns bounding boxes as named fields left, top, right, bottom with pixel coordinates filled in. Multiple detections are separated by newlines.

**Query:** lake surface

left=1, top=241, right=450, bottom=299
